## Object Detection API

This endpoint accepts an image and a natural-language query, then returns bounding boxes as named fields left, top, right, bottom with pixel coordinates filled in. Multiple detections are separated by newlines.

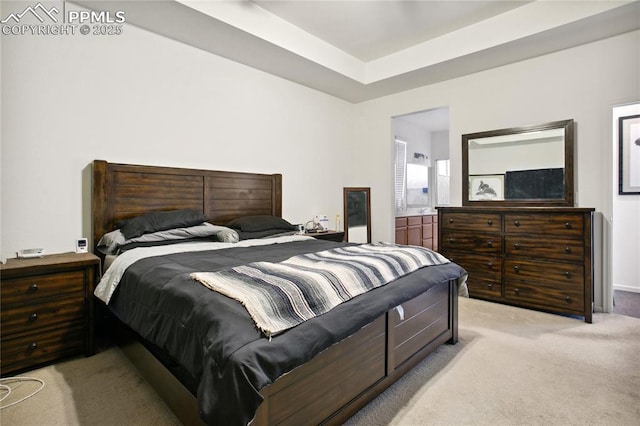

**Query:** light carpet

left=2, top=298, right=639, bottom=425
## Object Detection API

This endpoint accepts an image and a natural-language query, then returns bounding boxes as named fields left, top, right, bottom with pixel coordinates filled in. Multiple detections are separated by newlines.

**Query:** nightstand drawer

left=1, top=270, right=85, bottom=305
left=1, top=324, right=86, bottom=373
left=1, top=297, right=85, bottom=337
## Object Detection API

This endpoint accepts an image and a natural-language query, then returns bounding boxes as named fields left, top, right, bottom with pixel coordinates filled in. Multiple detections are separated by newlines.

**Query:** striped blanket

left=191, top=243, right=450, bottom=337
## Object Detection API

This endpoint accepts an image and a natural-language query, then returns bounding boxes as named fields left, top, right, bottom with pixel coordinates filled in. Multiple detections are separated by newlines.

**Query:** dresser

left=438, top=207, right=594, bottom=322
left=395, top=214, right=438, bottom=251
left=1, top=252, right=100, bottom=375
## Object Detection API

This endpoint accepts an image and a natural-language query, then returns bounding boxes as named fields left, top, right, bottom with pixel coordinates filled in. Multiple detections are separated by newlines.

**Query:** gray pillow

left=117, top=209, right=206, bottom=239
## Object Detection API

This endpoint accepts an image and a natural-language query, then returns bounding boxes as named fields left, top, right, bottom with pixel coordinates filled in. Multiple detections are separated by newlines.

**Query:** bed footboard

left=251, top=278, right=458, bottom=425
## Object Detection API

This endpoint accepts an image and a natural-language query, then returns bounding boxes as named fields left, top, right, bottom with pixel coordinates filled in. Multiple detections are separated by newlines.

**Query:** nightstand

left=305, top=231, right=345, bottom=242
left=0, top=252, right=100, bottom=375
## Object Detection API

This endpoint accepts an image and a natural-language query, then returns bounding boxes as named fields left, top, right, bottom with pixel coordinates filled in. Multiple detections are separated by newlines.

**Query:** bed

left=92, top=160, right=467, bottom=426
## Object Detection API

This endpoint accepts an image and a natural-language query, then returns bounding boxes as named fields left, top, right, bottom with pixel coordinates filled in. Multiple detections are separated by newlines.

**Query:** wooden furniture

left=0, top=252, right=99, bottom=375
left=93, top=160, right=460, bottom=425
left=395, top=214, right=438, bottom=251
left=304, top=230, right=345, bottom=242
left=438, top=206, right=594, bottom=323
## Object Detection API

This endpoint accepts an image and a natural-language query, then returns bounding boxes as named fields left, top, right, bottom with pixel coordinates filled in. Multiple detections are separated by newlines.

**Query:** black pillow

left=227, top=215, right=296, bottom=232
left=118, top=209, right=206, bottom=240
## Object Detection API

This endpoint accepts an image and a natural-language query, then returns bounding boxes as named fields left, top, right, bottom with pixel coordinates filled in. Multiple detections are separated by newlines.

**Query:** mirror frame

left=343, top=187, right=371, bottom=243
left=462, top=119, right=575, bottom=207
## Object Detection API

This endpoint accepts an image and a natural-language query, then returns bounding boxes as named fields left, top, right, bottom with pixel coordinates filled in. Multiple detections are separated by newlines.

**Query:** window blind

left=394, top=139, right=407, bottom=210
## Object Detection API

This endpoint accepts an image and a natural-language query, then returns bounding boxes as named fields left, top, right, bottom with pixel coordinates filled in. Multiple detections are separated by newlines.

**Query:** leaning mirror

left=343, top=187, right=371, bottom=243
left=462, top=119, right=574, bottom=206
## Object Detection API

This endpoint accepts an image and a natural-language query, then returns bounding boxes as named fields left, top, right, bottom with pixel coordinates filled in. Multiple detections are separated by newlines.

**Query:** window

left=394, top=139, right=407, bottom=211
left=436, top=159, right=450, bottom=206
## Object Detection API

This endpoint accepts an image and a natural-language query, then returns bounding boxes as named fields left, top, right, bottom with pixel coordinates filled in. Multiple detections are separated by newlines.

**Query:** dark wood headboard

left=92, top=160, right=282, bottom=253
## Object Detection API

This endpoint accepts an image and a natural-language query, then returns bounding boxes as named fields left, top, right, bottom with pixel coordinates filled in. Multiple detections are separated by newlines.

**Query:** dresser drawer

left=440, top=232, right=502, bottom=253
left=504, top=213, right=584, bottom=237
left=1, top=270, right=85, bottom=305
left=505, top=235, right=583, bottom=262
left=505, top=259, right=583, bottom=287
left=441, top=212, right=502, bottom=232
left=466, top=277, right=502, bottom=299
left=1, top=297, right=85, bottom=337
left=1, top=324, right=86, bottom=373
left=445, top=252, right=501, bottom=281
left=504, top=281, right=584, bottom=312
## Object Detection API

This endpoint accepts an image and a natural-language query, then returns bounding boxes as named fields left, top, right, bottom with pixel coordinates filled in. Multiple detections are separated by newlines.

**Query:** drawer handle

left=565, top=296, right=572, bottom=303
left=487, top=283, right=493, bottom=290
left=28, top=342, right=38, bottom=351
left=513, top=265, right=520, bottom=272
left=449, top=218, right=454, bottom=223
left=486, top=240, right=493, bottom=248
left=514, top=288, right=520, bottom=295
left=564, top=271, right=571, bottom=279
left=514, top=242, right=521, bottom=250
left=487, top=219, right=493, bottom=226
left=448, top=238, right=455, bottom=243
left=487, top=262, right=494, bottom=269
left=28, top=283, right=39, bottom=293
left=514, top=220, right=520, bottom=227
left=565, top=222, right=572, bottom=229
left=564, top=246, right=572, bottom=253
left=29, top=313, right=38, bottom=322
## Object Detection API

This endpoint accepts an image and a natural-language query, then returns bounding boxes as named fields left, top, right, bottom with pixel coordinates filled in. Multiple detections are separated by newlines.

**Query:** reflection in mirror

left=462, top=119, right=574, bottom=206
left=343, top=187, right=371, bottom=243
left=406, top=164, right=429, bottom=206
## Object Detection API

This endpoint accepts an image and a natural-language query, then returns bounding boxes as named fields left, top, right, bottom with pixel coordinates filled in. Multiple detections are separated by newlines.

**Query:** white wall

left=2, top=9, right=638, bottom=305
left=1, top=16, right=354, bottom=260
left=352, top=30, right=640, bottom=311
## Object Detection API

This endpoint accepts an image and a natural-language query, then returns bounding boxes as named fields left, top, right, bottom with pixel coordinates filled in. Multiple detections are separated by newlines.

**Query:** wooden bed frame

left=92, top=160, right=459, bottom=426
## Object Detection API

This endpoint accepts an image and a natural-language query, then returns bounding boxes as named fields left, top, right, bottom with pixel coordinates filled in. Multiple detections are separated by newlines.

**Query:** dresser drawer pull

left=564, top=246, right=572, bottom=253
left=514, top=288, right=520, bottom=295
left=449, top=218, right=454, bottom=223
left=565, top=296, right=572, bottom=303
left=486, top=240, right=493, bottom=247
left=487, top=262, right=494, bottom=269
left=487, top=283, right=493, bottom=290
left=565, top=222, right=572, bottom=229
left=28, top=342, right=38, bottom=351
left=513, top=265, right=520, bottom=272
left=487, top=219, right=493, bottom=226
left=514, top=220, right=520, bottom=227
left=564, top=271, right=571, bottom=279
left=28, top=313, right=38, bottom=322
left=28, top=283, right=39, bottom=293
left=448, top=238, right=455, bottom=244
left=514, top=242, right=521, bottom=250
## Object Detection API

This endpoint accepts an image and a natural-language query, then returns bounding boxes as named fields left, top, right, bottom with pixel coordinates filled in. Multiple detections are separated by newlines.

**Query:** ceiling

left=74, top=1, right=640, bottom=103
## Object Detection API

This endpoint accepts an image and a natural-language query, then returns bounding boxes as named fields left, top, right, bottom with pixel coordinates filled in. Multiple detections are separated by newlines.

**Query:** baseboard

left=613, top=285, right=640, bottom=293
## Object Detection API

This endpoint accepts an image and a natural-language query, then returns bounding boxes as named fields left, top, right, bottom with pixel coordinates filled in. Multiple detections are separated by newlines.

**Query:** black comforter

left=107, top=239, right=466, bottom=425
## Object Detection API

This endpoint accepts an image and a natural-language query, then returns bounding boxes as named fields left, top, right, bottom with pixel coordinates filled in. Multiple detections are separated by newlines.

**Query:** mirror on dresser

left=462, top=119, right=575, bottom=207
left=344, top=187, right=371, bottom=243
